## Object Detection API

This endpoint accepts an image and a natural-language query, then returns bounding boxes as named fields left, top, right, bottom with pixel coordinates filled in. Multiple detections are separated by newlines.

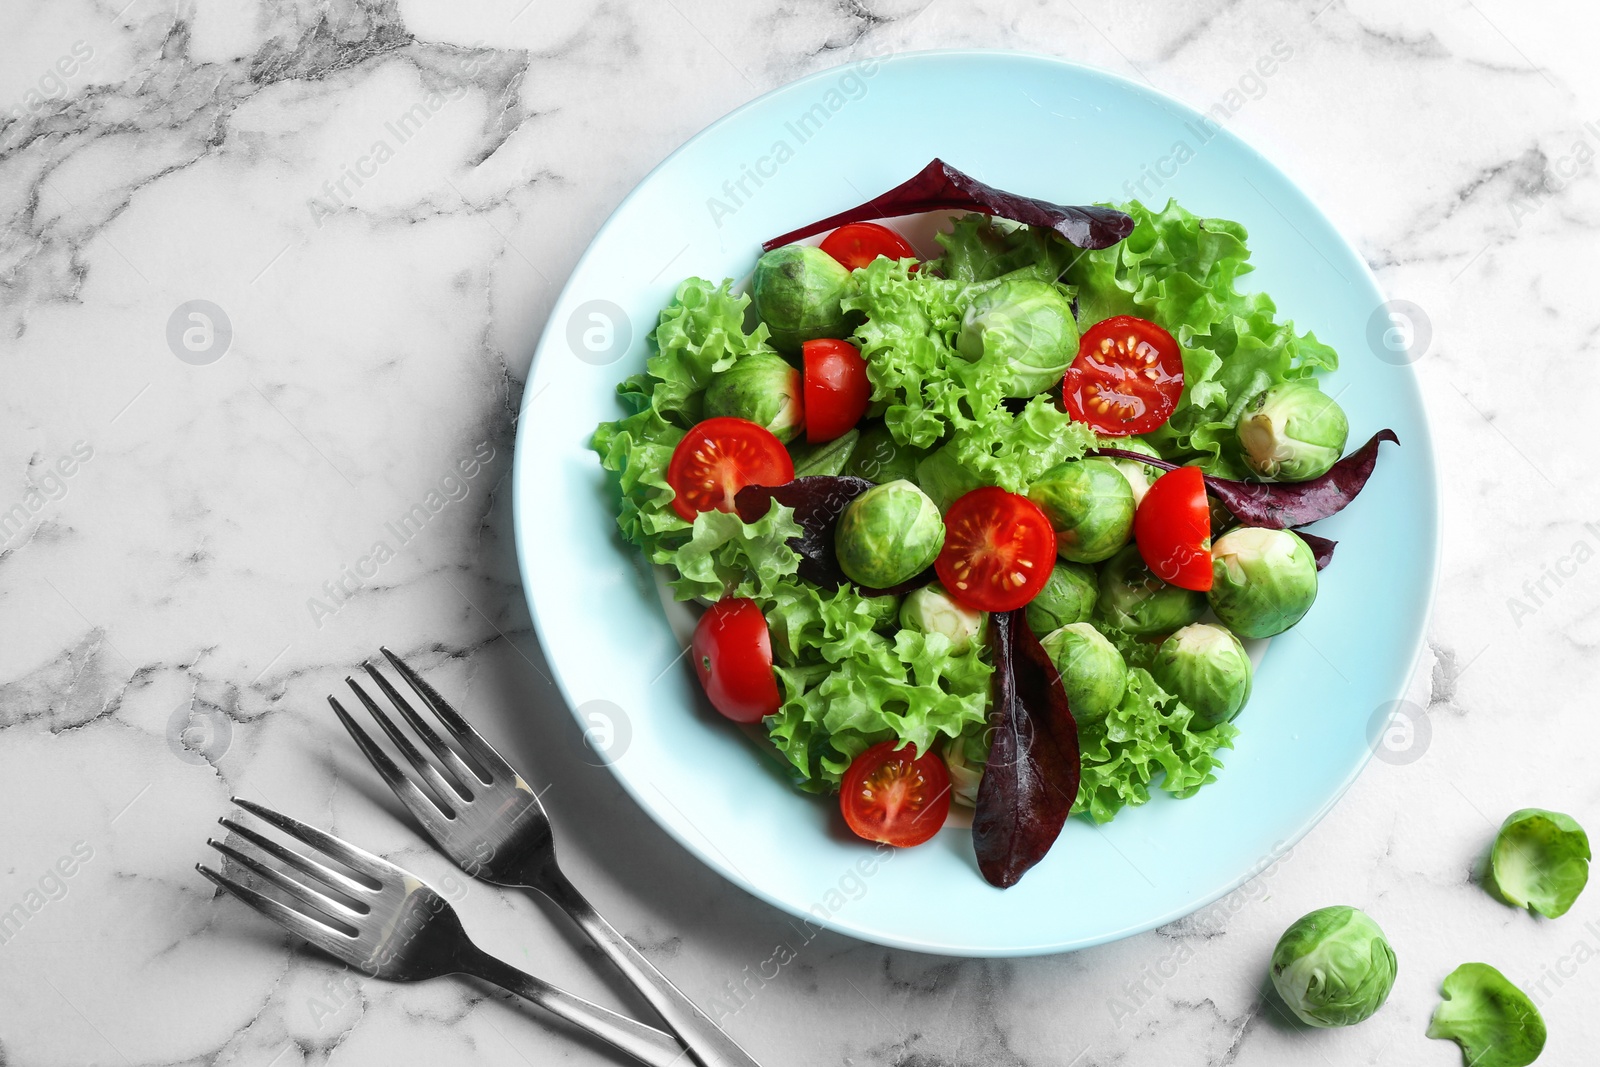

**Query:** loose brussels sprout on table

left=1270, top=905, right=1397, bottom=1028
left=1488, top=807, right=1590, bottom=918
left=1025, top=561, right=1099, bottom=636
left=1151, top=623, right=1253, bottom=727
left=954, top=275, right=1081, bottom=397
left=835, top=479, right=945, bottom=589
left=1096, top=544, right=1207, bottom=636
left=1237, top=380, right=1350, bottom=482
left=900, top=583, right=986, bottom=654
left=1427, top=963, right=1546, bottom=1067
left=1039, top=622, right=1128, bottom=724
left=1028, top=458, right=1135, bottom=564
left=1208, top=527, right=1318, bottom=639
left=752, top=244, right=853, bottom=353
left=704, top=352, right=804, bottom=443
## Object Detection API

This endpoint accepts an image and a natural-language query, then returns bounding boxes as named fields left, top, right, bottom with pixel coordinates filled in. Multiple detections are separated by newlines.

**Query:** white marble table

left=3, top=1, right=1597, bottom=1064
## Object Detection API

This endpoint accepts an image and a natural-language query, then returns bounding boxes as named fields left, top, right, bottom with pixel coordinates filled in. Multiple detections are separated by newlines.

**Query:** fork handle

left=459, top=945, right=687, bottom=1067
left=530, top=867, right=762, bottom=1067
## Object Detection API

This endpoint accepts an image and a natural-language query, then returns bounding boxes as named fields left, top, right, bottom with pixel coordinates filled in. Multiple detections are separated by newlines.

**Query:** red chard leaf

left=762, top=159, right=1134, bottom=252
left=1093, top=430, right=1399, bottom=531
left=733, top=476, right=933, bottom=595
left=972, top=610, right=1081, bottom=889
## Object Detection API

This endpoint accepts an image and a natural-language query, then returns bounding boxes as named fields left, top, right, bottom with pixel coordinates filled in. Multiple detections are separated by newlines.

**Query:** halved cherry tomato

left=666, top=417, right=794, bottom=522
left=819, top=223, right=917, bottom=270
left=934, top=487, right=1057, bottom=613
left=1064, top=315, right=1185, bottom=436
left=1134, top=466, right=1213, bottom=591
left=840, top=740, right=951, bottom=847
left=691, top=598, right=781, bottom=723
left=802, top=339, right=871, bottom=443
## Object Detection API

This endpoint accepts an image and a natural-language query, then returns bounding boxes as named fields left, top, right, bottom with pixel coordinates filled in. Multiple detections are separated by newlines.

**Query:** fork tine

left=229, top=796, right=397, bottom=887
left=362, top=662, right=487, bottom=789
left=380, top=647, right=513, bottom=781
left=197, top=863, right=358, bottom=960
left=344, top=676, right=472, bottom=804
left=206, top=839, right=363, bottom=929
left=220, top=816, right=375, bottom=905
left=328, top=695, right=459, bottom=824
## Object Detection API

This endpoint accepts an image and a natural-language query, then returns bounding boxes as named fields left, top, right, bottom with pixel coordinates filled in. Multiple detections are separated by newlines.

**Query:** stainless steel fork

left=197, top=798, right=686, bottom=1067
left=328, top=648, right=760, bottom=1067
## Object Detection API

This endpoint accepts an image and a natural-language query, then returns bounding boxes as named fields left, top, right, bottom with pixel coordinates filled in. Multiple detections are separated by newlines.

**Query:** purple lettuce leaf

left=972, top=610, right=1081, bottom=889
left=762, top=158, right=1134, bottom=252
left=1296, top=530, right=1337, bottom=571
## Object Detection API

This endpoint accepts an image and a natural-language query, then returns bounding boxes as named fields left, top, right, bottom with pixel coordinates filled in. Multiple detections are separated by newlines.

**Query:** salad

left=591, top=160, right=1394, bottom=887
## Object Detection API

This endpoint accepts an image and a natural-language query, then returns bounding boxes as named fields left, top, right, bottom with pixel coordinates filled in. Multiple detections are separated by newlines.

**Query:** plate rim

left=511, top=47, right=1442, bottom=956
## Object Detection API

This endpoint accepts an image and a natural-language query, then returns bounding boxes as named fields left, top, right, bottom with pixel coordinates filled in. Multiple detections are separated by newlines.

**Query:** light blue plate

left=512, top=50, right=1438, bottom=956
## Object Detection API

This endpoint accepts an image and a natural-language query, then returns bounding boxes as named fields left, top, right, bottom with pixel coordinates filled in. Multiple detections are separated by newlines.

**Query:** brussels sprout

left=1151, top=623, right=1253, bottom=727
left=1427, top=963, right=1546, bottom=1067
left=954, top=276, right=1081, bottom=397
left=1237, top=381, right=1350, bottom=482
left=835, top=480, right=945, bottom=588
left=1096, top=545, right=1207, bottom=636
left=915, top=444, right=984, bottom=513
left=899, top=583, right=986, bottom=654
left=752, top=245, right=852, bottom=353
left=845, top=422, right=928, bottom=484
left=1208, top=527, right=1318, bottom=638
left=1025, top=561, right=1099, bottom=636
left=1028, top=458, right=1135, bottom=563
left=1270, top=905, right=1397, bottom=1028
left=789, top=427, right=859, bottom=477
left=1039, top=623, right=1127, bottom=724
left=1488, top=808, right=1590, bottom=918
left=944, top=730, right=986, bottom=808
left=1098, top=434, right=1162, bottom=505
left=704, top=352, right=804, bottom=442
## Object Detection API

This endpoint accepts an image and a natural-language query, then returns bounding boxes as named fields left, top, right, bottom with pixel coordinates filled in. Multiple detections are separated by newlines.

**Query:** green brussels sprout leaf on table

left=1427, top=963, right=1546, bottom=1067
left=1488, top=808, right=1590, bottom=918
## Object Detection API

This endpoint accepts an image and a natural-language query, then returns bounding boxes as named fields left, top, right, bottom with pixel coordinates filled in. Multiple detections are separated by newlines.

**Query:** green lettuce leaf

left=946, top=394, right=1098, bottom=494
left=1064, top=199, right=1337, bottom=473
left=1071, top=661, right=1237, bottom=823
left=764, top=582, right=992, bottom=792
left=645, top=277, right=774, bottom=427
left=591, top=277, right=772, bottom=555
left=841, top=257, right=986, bottom=449
left=666, top=505, right=802, bottom=602
left=589, top=399, right=687, bottom=556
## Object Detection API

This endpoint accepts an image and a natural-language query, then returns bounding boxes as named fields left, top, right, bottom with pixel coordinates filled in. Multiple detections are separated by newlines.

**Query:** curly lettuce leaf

left=666, top=505, right=802, bottom=602
left=841, top=257, right=984, bottom=449
left=645, top=277, right=774, bottom=427
left=765, top=584, right=992, bottom=791
left=946, top=394, right=1098, bottom=494
left=591, top=277, right=772, bottom=555
left=1074, top=667, right=1238, bottom=823
left=590, top=399, right=687, bottom=556
left=1064, top=199, right=1337, bottom=474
